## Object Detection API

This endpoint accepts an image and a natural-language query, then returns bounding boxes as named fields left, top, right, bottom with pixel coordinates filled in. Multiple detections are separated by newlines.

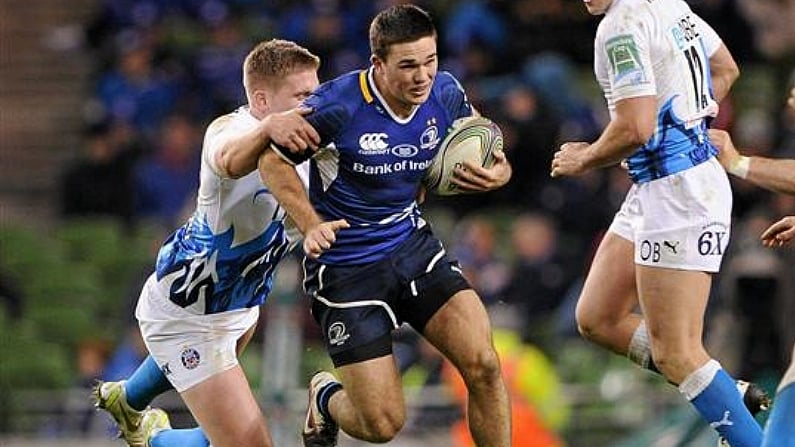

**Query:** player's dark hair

left=369, top=4, right=436, bottom=60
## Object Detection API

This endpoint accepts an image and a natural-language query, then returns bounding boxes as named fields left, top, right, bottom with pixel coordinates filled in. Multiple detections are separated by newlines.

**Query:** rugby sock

left=124, top=355, right=173, bottom=411
left=679, top=359, right=763, bottom=447
left=762, top=382, right=795, bottom=447
left=149, top=427, right=210, bottom=447
left=627, top=321, right=660, bottom=373
left=318, top=381, right=343, bottom=422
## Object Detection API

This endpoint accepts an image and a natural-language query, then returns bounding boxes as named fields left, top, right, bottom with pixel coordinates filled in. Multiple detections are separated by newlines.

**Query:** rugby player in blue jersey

left=258, top=4, right=512, bottom=446
left=93, top=39, right=322, bottom=447
left=709, top=86, right=795, bottom=446
left=550, top=0, right=766, bottom=446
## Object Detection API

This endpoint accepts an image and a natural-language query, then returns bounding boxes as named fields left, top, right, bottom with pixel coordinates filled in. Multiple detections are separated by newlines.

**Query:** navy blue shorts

left=303, top=225, right=471, bottom=367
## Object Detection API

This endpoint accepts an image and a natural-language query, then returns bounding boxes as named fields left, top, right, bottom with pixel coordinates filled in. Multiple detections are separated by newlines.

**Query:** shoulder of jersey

left=431, top=71, right=460, bottom=94
left=205, top=108, right=247, bottom=138
left=312, top=70, right=364, bottom=102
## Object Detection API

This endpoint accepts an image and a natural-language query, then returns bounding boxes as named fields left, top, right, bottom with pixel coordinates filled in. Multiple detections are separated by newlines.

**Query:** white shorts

left=135, top=274, right=259, bottom=392
left=608, top=158, right=732, bottom=272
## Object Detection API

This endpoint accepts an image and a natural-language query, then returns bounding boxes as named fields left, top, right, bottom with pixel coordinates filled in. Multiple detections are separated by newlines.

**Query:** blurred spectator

left=491, top=83, right=561, bottom=206
left=503, top=0, right=596, bottom=68
left=522, top=53, right=601, bottom=142
left=443, top=1, right=505, bottom=57
left=133, top=114, right=201, bottom=228
left=716, top=212, right=793, bottom=378
left=278, top=0, right=367, bottom=80
left=502, top=213, right=576, bottom=346
left=97, top=35, right=182, bottom=138
left=102, top=328, right=149, bottom=382
left=450, top=215, right=509, bottom=305
left=736, top=0, right=795, bottom=63
left=60, top=121, right=139, bottom=226
left=75, top=338, right=112, bottom=433
left=690, top=0, right=758, bottom=63
left=442, top=1, right=506, bottom=80
left=191, top=15, right=249, bottom=117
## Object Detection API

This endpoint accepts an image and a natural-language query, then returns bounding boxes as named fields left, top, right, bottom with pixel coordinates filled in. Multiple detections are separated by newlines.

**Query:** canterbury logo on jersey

left=358, top=133, right=390, bottom=154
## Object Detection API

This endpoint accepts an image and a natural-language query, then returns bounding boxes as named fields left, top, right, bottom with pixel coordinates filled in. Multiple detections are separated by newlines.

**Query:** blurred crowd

left=40, top=0, right=795, bottom=441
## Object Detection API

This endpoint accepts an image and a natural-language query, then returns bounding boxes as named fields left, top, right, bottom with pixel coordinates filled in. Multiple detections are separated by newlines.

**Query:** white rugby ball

left=423, top=116, right=502, bottom=196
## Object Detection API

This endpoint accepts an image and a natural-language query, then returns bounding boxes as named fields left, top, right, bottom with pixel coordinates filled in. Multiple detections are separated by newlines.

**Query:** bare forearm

left=584, top=119, right=647, bottom=170
left=747, top=157, right=795, bottom=195
left=257, top=149, right=321, bottom=234
left=218, top=125, right=271, bottom=178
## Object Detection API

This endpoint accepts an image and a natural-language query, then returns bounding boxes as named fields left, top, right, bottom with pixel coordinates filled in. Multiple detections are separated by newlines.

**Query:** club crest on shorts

left=180, top=347, right=201, bottom=370
left=328, top=321, right=351, bottom=346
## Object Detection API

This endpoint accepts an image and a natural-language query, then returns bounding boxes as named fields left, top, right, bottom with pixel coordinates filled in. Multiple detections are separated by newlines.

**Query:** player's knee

left=575, top=311, right=601, bottom=342
left=649, top=348, right=689, bottom=380
left=575, top=307, right=621, bottom=344
left=574, top=299, right=596, bottom=336
left=361, top=408, right=405, bottom=443
left=459, top=347, right=502, bottom=387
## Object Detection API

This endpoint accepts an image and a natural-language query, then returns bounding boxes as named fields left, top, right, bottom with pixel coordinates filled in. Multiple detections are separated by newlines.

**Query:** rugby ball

left=423, top=116, right=502, bottom=196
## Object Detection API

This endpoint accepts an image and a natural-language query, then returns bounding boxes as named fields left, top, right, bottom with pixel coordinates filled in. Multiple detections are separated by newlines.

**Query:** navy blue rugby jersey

left=272, top=67, right=472, bottom=265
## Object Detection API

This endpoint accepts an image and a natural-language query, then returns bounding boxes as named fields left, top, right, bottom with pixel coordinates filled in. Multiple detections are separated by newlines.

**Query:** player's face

left=260, top=69, right=319, bottom=115
left=373, top=36, right=438, bottom=115
left=582, top=0, right=613, bottom=15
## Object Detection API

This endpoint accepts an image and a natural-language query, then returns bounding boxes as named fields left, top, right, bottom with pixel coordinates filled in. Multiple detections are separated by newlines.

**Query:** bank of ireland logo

left=328, top=321, right=351, bottom=346
left=359, top=133, right=389, bottom=154
left=180, top=347, right=201, bottom=370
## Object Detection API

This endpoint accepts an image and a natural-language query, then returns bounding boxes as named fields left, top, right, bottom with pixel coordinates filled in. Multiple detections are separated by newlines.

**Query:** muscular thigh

left=576, top=232, right=638, bottom=324
left=336, top=355, right=405, bottom=420
left=180, top=366, right=270, bottom=447
left=422, top=290, right=494, bottom=368
left=636, top=266, right=711, bottom=347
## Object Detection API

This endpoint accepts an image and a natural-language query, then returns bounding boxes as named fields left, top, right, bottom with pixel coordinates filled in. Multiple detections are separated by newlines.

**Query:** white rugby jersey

left=151, top=107, right=308, bottom=314
left=594, top=0, right=724, bottom=183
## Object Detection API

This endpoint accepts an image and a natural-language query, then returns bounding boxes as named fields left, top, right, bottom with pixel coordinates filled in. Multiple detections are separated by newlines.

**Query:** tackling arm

left=215, top=108, right=318, bottom=178
left=257, top=148, right=322, bottom=234
left=709, top=128, right=795, bottom=195
left=745, top=157, right=795, bottom=195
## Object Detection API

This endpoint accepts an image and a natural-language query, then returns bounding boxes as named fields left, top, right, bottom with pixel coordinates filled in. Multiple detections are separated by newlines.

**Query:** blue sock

left=762, top=382, right=795, bottom=447
left=317, top=382, right=342, bottom=422
left=679, top=360, right=763, bottom=447
left=149, top=427, right=210, bottom=447
left=124, top=356, right=173, bottom=411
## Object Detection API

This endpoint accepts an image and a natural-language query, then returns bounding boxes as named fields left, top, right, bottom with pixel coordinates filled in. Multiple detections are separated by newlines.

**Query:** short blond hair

left=243, top=39, right=320, bottom=91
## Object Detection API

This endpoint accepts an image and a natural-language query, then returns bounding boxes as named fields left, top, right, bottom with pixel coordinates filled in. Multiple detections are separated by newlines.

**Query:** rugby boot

left=93, top=380, right=147, bottom=447
left=717, top=380, right=771, bottom=447
left=302, top=371, right=342, bottom=447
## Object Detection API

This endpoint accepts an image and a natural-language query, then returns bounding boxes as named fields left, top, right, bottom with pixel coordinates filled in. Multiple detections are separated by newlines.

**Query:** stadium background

left=1, top=0, right=794, bottom=445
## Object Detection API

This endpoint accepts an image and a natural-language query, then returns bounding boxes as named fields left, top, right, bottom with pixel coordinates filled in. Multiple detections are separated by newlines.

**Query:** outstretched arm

left=257, top=148, right=348, bottom=258
left=709, top=129, right=795, bottom=195
left=761, top=216, right=795, bottom=247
